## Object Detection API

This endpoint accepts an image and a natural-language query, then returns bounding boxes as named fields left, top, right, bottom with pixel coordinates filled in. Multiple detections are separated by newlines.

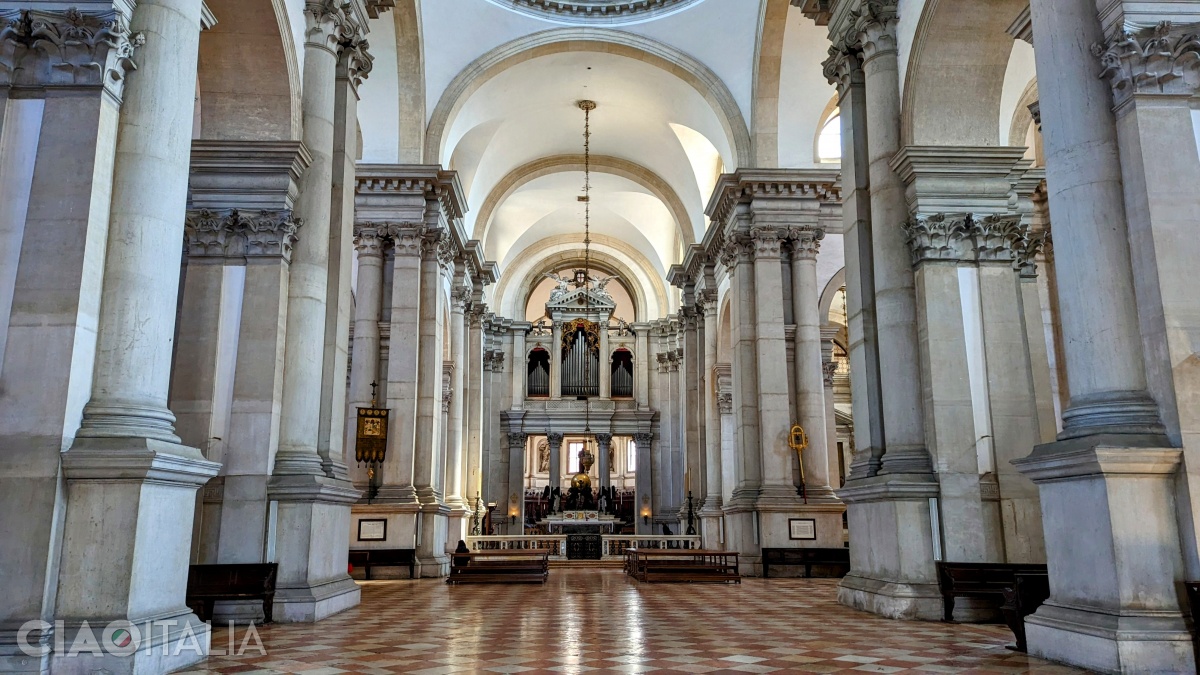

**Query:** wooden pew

left=761, top=547, right=850, bottom=578
left=936, top=561, right=1048, bottom=622
left=186, top=563, right=277, bottom=624
left=1000, top=572, right=1051, bottom=652
left=446, top=550, right=549, bottom=584
left=626, top=548, right=740, bottom=584
left=348, top=548, right=416, bottom=580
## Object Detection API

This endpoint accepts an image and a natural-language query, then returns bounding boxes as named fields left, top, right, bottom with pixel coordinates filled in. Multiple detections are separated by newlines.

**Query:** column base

left=721, top=504, right=761, bottom=576
left=349, top=503, right=420, bottom=579
left=416, top=504, right=451, bottom=578
left=445, top=504, right=470, bottom=555
left=758, top=503, right=845, bottom=550
left=54, top=437, right=219, bottom=672
left=369, top=484, right=419, bottom=503
left=1013, top=438, right=1192, bottom=674
left=837, top=573, right=943, bottom=621
left=837, top=474, right=941, bottom=620
left=268, top=474, right=361, bottom=623
left=700, top=514, right=724, bottom=550
left=47, top=611, right=211, bottom=675
left=1025, top=603, right=1194, bottom=674
left=273, top=577, right=361, bottom=624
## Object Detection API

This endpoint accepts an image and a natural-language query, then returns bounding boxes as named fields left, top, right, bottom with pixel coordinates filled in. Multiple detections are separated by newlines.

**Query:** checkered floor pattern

left=181, top=570, right=1084, bottom=674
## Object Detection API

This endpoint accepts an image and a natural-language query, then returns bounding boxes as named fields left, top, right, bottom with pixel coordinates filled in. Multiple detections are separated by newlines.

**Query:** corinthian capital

left=386, top=223, right=425, bottom=257
left=184, top=209, right=235, bottom=258
left=0, top=8, right=144, bottom=101
left=353, top=224, right=386, bottom=259
left=1094, top=21, right=1200, bottom=107
left=822, top=45, right=862, bottom=98
left=788, top=227, right=824, bottom=260
left=185, top=209, right=301, bottom=261
left=852, top=1, right=899, bottom=61
left=239, top=210, right=302, bottom=261
left=337, top=26, right=373, bottom=91
left=304, top=0, right=355, bottom=53
left=902, top=213, right=970, bottom=266
left=967, top=214, right=1023, bottom=263
left=748, top=227, right=783, bottom=261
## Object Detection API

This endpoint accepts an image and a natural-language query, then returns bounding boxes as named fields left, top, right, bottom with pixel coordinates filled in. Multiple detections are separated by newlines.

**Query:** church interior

left=2, top=0, right=1200, bottom=673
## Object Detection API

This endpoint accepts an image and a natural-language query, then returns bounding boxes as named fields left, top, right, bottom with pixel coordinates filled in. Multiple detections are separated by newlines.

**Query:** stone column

left=413, top=233, right=447, bottom=506
left=820, top=332, right=841, bottom=486
left=823, top=46, right=885, bottom=479
left=681, top=307, right=703, bottom=510
left=634, top=323, right=650, bottom=408
left=1007, top=8, right=1192, bottom=671
left=788, top=229, right=836, bottom=501
left=748, top=227, right=798, bottom=505
left=550, top=320, right=563, bottom=399
left=268, top=0, right=361, bottom=621
left=857, top=3, right=929, bottom=475
left=443, top=281, right=470, bottom=548
left=547, top=432, right=564, bottom=494
left=466, top=302, right=486, bottom=521
left=55, top=1, right=221, bottom=670
left=347, top=224, right=386, bottom=484
left=634, top=432, right=654, bottom=534
left=595, top=433, right=612, bottom=492
left=507, top=432, right=527, bottom=532
left=511, top=325, right=527, bottom=407
left=380, top=225, right=422, bottom=501
left=699, top=287, right=724, bottom=548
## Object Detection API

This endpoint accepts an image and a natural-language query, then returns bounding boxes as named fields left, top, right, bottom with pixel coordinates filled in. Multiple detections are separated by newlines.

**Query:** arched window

left=527, top=348, right=550, bottom=397
left=817, top=110, right=842, bottom=164
left=611, top=349, right=634, bottom=398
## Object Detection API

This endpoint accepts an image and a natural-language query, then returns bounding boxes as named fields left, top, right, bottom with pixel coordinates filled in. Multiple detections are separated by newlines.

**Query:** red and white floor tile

left=180, top=571, right=1084, bottom=674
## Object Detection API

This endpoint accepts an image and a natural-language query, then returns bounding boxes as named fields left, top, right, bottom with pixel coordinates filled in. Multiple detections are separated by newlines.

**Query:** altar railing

left=466, top=535, right=702, bottom=561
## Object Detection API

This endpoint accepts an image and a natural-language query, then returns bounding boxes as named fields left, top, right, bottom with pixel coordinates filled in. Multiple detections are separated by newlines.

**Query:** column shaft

left=444, top=284, right=468, bottom=509
left=381, top=229, right=421, bottom=500
left=413, top=237, right=445, bottom=503
left=547, top=432, right=563, bottom=493
left=701, top=296, right=722, bottom=511
left=347, top=225, right=385, bottom=483
left=789, top=233, right=835, bottom=500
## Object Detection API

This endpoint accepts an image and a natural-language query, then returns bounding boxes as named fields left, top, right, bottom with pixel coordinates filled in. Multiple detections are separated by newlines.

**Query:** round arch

left=819, top=267, right=847, bottom=325
left=493, top=235, right=670, bottom=320
left=901, top=0, right=1028, bottom=146
left=473, top=154, right=696, bottom=247
left=424, top=27, right=751, bottom=168
left=520, top=258, right=637, bottom=322
left=197, top=0, right=300, bottom=140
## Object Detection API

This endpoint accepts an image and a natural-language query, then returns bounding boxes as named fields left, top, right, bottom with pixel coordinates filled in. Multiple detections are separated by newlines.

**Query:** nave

left=186, top=572, right=1082, bottom=674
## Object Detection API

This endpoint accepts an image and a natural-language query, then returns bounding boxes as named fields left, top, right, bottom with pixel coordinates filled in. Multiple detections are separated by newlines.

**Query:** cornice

left=704, top=168, right=841, bottom=229
left=493, top=0, right=702, bottom=25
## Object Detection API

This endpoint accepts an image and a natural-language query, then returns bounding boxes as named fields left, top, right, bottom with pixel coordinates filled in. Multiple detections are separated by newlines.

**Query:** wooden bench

left=626, top=548, right=740, bottom=584
left=761, top=547, right=850, bottom=579
left=446, top=550, right=549, bottom=584
left=1000, top=572, right=1051, bottom=652
left=348, top=549, right=416, bottom=580
left=185, top=563, right=277, bottom=624
left=936, top=561, right=1048, bottom=622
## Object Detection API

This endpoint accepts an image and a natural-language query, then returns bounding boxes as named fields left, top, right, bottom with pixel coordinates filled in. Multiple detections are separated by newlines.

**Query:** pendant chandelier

left=578, top=99, right=595, bottom=432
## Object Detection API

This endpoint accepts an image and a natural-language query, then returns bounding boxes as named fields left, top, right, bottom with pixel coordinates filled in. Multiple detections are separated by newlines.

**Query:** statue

left=542, top=271, right=572, bottom=302
left=550, top=491, right=560, bottom=514
left=597, top=491, right=608, bottom=514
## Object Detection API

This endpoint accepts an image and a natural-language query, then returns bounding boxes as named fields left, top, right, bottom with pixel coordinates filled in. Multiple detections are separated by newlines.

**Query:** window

left=568, top=441, right=584, bottom=473
left=817, top=112, right=842, bottom=164
left=627, top=439, right=637, bottom=472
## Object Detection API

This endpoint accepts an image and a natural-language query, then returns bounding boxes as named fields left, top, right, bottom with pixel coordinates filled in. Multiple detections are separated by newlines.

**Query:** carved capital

left=633, top=432, right=653, bottom=447
left=788, top=227, right=824, bottom=260
left=508, top=432, right=527, bottom=449
left=748, top=227, right=783, bottom=260
left=386, top=223, right=425, bottom=257
left=594, top=433, right=613, bottom=447
left=967, top=214, right=1023, bottom=263
left=696, top=288, right=718, bottom=314
left=1015, top=228, right=1050, bottom=278
left=822, top=45, right=862, bottom=98
left=547, top=432, right=564, bottom=447
left=304, top=0, right=355, bottom=53
left=1094, top=21, right=1200, bottom=108
left=450, top=285, right=472, bottom=312
left=185, top=209, right=301, bottom=261
left=337, top=28, right=373, bottom=91
left=436, top=235, right=456, bottom=267
left=716, top=392, right=733, bottom=415
left=353, top=224, right=386, bottom=259
left=902, top=213, right=970, bottom=266
left=852, top=1, right=899, bottom=61
left=0, top=9, right=144, bottom=102
left=823, top=360, right=839, bottom=388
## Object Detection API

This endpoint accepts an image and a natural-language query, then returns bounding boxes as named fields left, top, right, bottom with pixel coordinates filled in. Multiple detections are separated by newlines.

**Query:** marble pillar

left=1009, top=6, right=1193, bottom=671
left=634, top=432, right=654, bottom=535
left=54, top=1, right=222, bottom=671
left=547, top=432, right=564, bottom=494
left=507, top=432, right=527, bottom=532
left=379, top=225, right=421, bottom=501
left=413, top=230, right=448, bottom=575
left=511, top=326, right=527, bottom=407
left=596, top=433, right=612, bottom=493
left=599, top=318, right=611, bottom=398
left=347, top=224, right=386, bottom=489
left=550, top=321, right=563, bottom=399
left=699, top=286, right=723, bottom=548
left=466, top=303, right=486, bottom=531
left=444, top=281, right=470, bottom=548
left=269, top=0, right=361, bottom=622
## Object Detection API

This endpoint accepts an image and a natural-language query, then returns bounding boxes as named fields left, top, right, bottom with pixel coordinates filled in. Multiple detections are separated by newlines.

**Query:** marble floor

left=182, top=570, right=1084, bottom=674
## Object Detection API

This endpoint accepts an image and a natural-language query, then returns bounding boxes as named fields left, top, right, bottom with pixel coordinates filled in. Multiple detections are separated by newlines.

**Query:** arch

left=901, top=0, right=1028, bottom=146
left=716, top=294, right=733, bottom=364
left=197, top=0, right=300, bottom=141
left=819, top=267, right=847, bottom=325
left=751, top=0, right=789, bottom=168
left=393, top=0, right=426, bottom=162
left=473, top=154, right=696, bottom=246
left=1007, top=78, right=1044, bottom=166
left=813, top=96, right=840, bottom=164
left=424, top=28, right=751, bottom=168
left=493, top=235, right=670, bottom=321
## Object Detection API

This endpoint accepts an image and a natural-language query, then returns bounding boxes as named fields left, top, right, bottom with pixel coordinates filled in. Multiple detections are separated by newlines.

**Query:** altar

left=538, top=511, right=622, bottom=534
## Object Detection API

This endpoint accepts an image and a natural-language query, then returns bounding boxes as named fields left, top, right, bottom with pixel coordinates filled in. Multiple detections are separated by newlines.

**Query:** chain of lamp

left=580, top=99, right=595, bottom=434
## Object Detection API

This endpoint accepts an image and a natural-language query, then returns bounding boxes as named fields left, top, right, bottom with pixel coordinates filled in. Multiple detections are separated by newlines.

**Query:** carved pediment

left=546, top=286, right=616, bottom=311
